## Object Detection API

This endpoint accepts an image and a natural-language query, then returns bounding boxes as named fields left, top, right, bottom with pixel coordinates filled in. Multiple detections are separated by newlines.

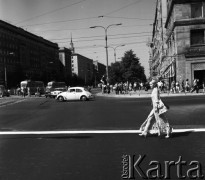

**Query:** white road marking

left=0, top=128, right=205, bottom=135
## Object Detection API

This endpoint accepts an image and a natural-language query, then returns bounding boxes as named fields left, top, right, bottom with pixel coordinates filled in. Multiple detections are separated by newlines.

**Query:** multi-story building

left=0, top=20, right=62, bottom=88
left=149, top=0, right=168, bottom=79
left=164, top=0, right=205, bottom=87
left=59, top=47, right=72, bottom=84
left=93, top=60, right=106, bottom=87
left=71, top=54, right=94, bottom=85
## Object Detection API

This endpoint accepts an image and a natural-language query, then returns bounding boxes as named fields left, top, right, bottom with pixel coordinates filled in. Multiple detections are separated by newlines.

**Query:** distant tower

left=70, top=33, right=75, bottom=54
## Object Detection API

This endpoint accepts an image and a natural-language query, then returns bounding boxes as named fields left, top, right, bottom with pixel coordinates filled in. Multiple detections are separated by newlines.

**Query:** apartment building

left=71, top=54, right=94, bottom=85
left=149, top=0, right=168, bottom=79
left=164, top=0, right=205, bottom=86
left=0, top=20, right=61, bottom=87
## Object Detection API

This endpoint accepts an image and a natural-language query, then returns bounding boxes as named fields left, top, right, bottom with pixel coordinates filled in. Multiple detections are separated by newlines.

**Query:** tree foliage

left=109, top=50, right=146, bottom=84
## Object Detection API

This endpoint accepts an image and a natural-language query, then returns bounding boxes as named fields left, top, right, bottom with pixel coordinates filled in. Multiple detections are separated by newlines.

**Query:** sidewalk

left=96, top=89, right=205, bottom=98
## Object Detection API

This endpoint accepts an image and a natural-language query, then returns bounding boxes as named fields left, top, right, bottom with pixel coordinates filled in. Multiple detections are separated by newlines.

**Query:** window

left=191, top=3, right=203, bottom=18
left=190, top=29, right=205, bottom=45
left=69, top=89, right=75, bottom=93
left=76, top=89, right=82, bottom=93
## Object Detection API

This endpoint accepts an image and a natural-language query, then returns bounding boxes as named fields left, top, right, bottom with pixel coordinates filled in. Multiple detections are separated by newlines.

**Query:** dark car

left=45, top=87, right=67, bottom=98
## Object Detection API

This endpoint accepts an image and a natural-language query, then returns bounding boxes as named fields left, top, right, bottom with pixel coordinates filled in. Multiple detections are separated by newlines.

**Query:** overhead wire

left=48, top=32, right=151, bottom=41
left=15, top=0, right=87, bottom=25
left=20, top=17, right=98, bottom=27
left=31, top=24, right=150, bottom=33
left=103, top=15, right=153, bottom=21
left=53, top=35, right=151, bottom=43
left=59, top=40, right=148, bottom=49
left=103, top=0, right=143, bottom=16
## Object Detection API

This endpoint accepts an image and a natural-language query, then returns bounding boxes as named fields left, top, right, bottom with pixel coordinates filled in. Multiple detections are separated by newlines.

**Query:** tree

left=109, top=50, right=146, bottom=83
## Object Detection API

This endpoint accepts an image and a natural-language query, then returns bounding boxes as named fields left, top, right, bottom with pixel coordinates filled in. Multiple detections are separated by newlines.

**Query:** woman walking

left=139, top=79, right=172, bottom=138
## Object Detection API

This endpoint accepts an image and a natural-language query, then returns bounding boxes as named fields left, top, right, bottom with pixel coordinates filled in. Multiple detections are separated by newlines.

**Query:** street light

left=90, top=23, right=122, bottom=82
left=4, top=52, right=15, bottom=88
left=108, top=44, right=125, bottom=63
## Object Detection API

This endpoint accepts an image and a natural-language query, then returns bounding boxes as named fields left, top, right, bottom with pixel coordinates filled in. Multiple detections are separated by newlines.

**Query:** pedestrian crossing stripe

left=0, top=129, right=205, bottom=135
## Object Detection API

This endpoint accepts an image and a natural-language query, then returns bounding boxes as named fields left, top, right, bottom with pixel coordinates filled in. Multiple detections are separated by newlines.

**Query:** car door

left=75, top=88, right=83, bottom=100
left=66, top=88, right=76, bottom=100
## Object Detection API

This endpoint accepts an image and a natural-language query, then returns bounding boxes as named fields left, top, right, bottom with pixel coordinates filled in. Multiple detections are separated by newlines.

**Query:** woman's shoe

left=165, top=135, right=170, bottom=138
left=165, top=127, right=172, bottom=138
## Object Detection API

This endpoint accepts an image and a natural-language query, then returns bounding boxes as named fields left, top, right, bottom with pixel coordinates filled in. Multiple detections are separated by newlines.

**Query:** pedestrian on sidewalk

left=191, top=79, right=199, bottom=93
left=27, top=87, right=31, bottom=97
left=170, top=80, right=176, bottom=93
left=107, top=83, right=110, bottom=94
left=17, top=86, right=21, bottom=96
left=133, top=82, right=137, bottom=92
left=100, top=75, right=107, bottom=94
left=185, top=79, right=190, bottom=93
left=180, top=80, right=185, bottom=93
left=22, top=87, right=26, bottom=98
left=175, top=81, right=180, bottom=93
left=139, top=79, right=172, bottom=138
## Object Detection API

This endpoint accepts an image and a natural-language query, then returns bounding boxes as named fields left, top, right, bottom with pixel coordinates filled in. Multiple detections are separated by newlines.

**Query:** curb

left=96, top=92, right=205, bottom=98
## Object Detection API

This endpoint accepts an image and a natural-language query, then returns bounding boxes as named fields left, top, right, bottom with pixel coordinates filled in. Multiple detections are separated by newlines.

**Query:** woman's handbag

left=157, top=99, right=168, bottom=115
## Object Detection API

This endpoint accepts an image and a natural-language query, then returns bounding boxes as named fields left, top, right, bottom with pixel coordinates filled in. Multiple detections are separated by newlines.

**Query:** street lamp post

left=108, top=44, right=125, bottom=63
left=4, top=60, right=7, bottom=88
left=90, top=23, right=122, bottom=82
left=4, top=52, right=15, bottom=88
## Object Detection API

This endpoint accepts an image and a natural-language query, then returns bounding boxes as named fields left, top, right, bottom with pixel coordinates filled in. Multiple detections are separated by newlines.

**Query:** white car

left=56, top=87, right=94, bottom=102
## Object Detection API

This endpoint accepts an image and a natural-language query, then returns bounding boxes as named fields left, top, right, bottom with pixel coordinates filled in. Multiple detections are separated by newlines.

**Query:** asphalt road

left=0, top=95, right=205, bottom=180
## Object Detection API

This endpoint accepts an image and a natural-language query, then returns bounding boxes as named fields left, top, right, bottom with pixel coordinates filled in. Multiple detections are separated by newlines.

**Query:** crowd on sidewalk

left=100, top=75, right=205, bottom=95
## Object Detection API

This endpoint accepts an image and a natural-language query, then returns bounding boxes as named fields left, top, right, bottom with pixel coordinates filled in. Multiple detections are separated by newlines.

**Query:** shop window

left=190, top=29, right=204, bottom=45
left=191, top=3, right=203, bottom=18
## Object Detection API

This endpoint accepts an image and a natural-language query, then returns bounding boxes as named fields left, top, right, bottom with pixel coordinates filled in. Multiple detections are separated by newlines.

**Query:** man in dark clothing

left=191, top=79, right=199, bottom=93
left=100, top=75, right=107, bottom=94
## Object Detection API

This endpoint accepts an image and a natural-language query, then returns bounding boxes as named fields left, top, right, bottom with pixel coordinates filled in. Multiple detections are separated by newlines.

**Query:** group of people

left=170, top=79, right=203, bottom=93
left=100, top=75, right=147, bottom=95
left=16, top=86, right=40, bottom=97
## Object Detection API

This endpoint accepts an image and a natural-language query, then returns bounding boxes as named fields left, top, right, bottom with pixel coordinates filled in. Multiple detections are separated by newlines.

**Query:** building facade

left=93, top=60, right=106, bottom=87
left=71, top=54, right=94, bottom=85
left=150, top=0, right=205, bottom=87
left=149, top=0, right=168, bottom=79
left=0, top=20, right=61, bottom=88
left=59, top=47, right=72, bottom=84
left=164, top=0, right=205, bottom=87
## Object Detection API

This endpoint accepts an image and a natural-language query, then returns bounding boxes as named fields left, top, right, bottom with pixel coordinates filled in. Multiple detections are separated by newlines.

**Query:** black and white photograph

left=1, top=0, right=205, bottom=179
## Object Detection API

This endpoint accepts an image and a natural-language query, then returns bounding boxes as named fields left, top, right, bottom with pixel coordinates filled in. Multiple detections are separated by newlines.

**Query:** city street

left=0, top=95, right=205, bottom=179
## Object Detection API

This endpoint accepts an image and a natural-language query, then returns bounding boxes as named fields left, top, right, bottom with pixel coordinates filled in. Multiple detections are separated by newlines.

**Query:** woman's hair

left=150, top=79, right=158, bottom=88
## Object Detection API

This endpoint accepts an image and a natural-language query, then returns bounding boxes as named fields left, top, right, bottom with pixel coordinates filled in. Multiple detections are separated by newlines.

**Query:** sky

left=0, top=0, right=157, bottom=77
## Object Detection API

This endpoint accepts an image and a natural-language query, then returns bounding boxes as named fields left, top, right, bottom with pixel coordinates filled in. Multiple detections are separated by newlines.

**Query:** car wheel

left=58, top=96, right=64, bottom=102
left=81, top=95, right=87, bottom=101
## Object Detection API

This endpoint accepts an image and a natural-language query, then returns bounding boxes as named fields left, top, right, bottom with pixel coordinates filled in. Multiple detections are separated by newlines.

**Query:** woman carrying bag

left=139, top=79, right=172, bottom=138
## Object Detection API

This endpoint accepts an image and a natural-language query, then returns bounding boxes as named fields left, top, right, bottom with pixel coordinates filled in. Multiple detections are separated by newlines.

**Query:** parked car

left=46, top=87, right=67, bottom=98
left=56, top=87, right=94, bottom=102
left=0, top=85, right=10, bottom=97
